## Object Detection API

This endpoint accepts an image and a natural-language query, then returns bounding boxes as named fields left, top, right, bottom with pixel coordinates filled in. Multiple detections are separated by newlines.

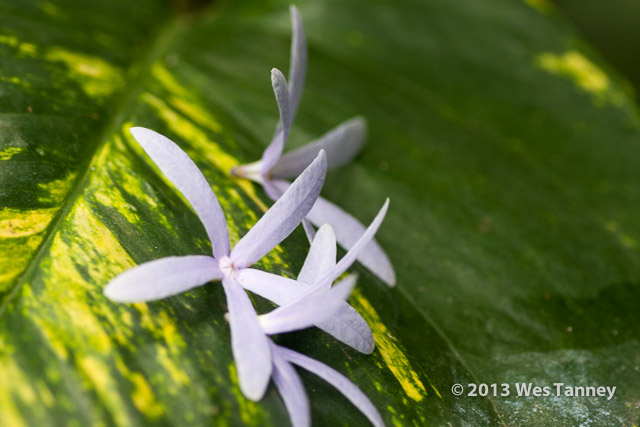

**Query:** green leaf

left=1, top=0, right=639, bottom=425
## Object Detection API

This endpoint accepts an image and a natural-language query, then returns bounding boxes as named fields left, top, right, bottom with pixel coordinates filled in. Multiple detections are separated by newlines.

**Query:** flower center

left=218, top=256, right=238, bottom=279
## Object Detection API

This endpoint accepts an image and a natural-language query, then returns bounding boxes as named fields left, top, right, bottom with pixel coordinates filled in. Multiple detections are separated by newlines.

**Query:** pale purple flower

left=104, top=127, right=328, bottom=401
left=231, top=5, right=396, bottom=287
left=103, top=127, right=389, bottom=425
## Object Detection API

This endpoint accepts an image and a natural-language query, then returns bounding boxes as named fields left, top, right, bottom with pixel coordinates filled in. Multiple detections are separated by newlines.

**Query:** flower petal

left=261, top=69, right=292, bottom=174
left=260, top=5, right=307, bottom=176
left=259, top=274, right=356, bottom=335
left=268, top=181, right=395, bottom=286
left=297, top=224, right=336, bottom=286
left=237, top=269, right=373, bottom=353
left=262, top=178, right=283, bottom=201
left=287, top=5, right=307, bottom=117
left=271, top=117, right=367, bottom=179
left=301, top=219, right=317, bottom=242
left=130, top=127, right=230, bottom=259
left=221, top=277, right=272, bottom=401
left=316, top=303, right=374, bottom=354
left=279, top=346, right=384, bottom=427
left=321, top=199, right=390, bottom=285
left=309, top=195, right=395, bottom=286
left=259, top=180, right=312, bottom=237
left=104, top=256, right=221, bottom=303
left=230, top=151, right=327, bottom=269
left=271, top=343, right=310, bottom=427
left=236, top=268, right=302, bottom=305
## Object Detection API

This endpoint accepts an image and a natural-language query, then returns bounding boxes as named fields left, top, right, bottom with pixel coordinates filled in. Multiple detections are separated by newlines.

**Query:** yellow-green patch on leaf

left=45, top=47, right=124, bottom=99
left=351, top=289, right=427, bottom=403
left=535, top=50, right=626, bottom=107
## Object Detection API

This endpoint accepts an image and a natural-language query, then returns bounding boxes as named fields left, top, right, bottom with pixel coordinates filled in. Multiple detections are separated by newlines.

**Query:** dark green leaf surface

left=1, top=0, right=639, bottom=425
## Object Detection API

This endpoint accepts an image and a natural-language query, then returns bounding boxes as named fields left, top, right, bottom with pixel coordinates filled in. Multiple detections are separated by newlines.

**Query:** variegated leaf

left=1, top=0, right=639, bottom=425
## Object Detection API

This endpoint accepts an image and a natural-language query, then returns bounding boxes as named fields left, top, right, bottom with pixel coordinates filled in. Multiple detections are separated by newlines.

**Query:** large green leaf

left=1, top=0, right=639, bottom=425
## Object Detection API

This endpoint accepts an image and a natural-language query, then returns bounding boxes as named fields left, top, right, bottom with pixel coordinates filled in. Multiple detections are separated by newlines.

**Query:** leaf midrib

left=0, top=14, right=185, bottom=317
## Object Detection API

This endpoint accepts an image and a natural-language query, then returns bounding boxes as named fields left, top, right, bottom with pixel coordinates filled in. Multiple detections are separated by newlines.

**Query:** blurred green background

left=554, top=0, right=640, bottom=95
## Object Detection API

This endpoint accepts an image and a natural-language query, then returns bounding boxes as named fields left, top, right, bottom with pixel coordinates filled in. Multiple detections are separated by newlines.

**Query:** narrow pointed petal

left=297, top=224, right=336, bottom=286
left=261, top=69, right=292, bottom=174
left=307, top=195, right=396, bottom=286
left=288, top=5, right=307, bottom=116
left=261, top=129, right=284, bottom=177
left=271, top=343, right=310, bottom=427
left=262, top=179, right=311, bottom=237
left=236, top=268, right=302, bottom=305
left=272, top=67, right=292, bottom=139
left=321, top=199, right=390, bottom=285
left=231, top=151, right=327, bottom=269
left=301, top=219, right=316, bottom=243
left=130, top=127, right=230, bottom=259
left=104, top=256, right=221, bottom=303
left=279, top=347, right=385, bottom=427
left=316, top=303, right=375, bottom=354
left=261, top=4, right=307, bottom=177
left=262, top=179, right=283, bottom=201
left=221, top=277, right=272, bottom=401
left=237, top=269, right=373, bottom=354
left=271, top=117, right=367, bottom=179
left=260, top=275, right=356, bottom=335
